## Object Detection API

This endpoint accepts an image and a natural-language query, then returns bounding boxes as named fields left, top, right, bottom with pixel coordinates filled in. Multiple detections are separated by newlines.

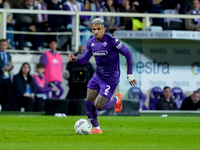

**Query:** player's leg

left=95, top=94, right=122, bottom=113
left=85, top=88, right=103, bottom=134
left=85, top=88, right=99, bottom=126
left=95, top=82, right=122, bottom=113
left=85, top=79, right=100, bottom=125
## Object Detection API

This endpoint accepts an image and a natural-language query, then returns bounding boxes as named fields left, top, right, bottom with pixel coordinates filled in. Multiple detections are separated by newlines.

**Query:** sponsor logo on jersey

left=103, top=41, right=107, bottom=47
left=93, top=51, right=108, bottom=56
left=53, top=59, right=58, bottom=63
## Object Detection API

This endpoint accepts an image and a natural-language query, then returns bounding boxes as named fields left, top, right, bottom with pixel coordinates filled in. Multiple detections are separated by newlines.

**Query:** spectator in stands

left=125, top=1, right=150, bottom=30
left=118, top=0, right=132, bottom=29
left=156, top=86, right=178, bottom=110
left=40, top=40, right=64, bottom=99
left=180, top=91, right=200, bottom=110
left=66, top=46, right=94, bottom=99
left=84, top=0, right=103, bottom=26
left=63, top=0, right=91, bottom=47
left=147, top=0, right=164, bottom=27
left=0, top=39, right=13, bottom=110
left=3, top=0, right=15, bottom=49
left=137, top=0, right=153, bottom=12
left=15, top=0, right=45, bottom=50
left=35, top=0, right=48, bottom=25
left=161, top=0, right=180, bottom=10
left=45, top=0, right=67, bottom=42
left=0, top=0, right=3, bottom=8
left=7, top=0, right=24, bottom=8
left=179, top=0, right=192, bottom=14
left=103, top=0, right=120, bottom=33
left=32, top=63, right=56, bottom=111
left=185, top=0, right=200, bottom=31
left=12, top=63, right=36, bottom=111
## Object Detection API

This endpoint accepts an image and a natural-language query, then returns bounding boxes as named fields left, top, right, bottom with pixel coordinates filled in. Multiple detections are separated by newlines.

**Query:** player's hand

left=28, top=25, right=36, bottom=32
left=4, top=62, right=13, bottom=71
left=127, top=74, right=137, bottom=86
left=52, top=87, right=56, bottom=92
left=129, top=79, right=137, bottom=86
left=68, top=54, right=77, bottom=62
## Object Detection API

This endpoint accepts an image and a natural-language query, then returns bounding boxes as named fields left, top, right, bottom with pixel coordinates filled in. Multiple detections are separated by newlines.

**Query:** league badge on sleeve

left=103, top=41, right=107, bottom=47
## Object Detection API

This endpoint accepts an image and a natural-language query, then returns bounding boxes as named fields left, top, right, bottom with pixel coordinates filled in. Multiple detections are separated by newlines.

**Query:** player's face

left=22, top=64, right=30, bottom=75
left=49, top=41, right=57, bottom=51
left=0, top=41, right=8, bottom=52
left=191, top=93, right=200, bottom=103
left=193, top=0, right=200, bottom=10
left=163, top=88, right=171, bottom=100
left=36, top=68, right=45, bottom=75
left=25, top=0, right=34, bottom=8
left=106, top=0, right=113, bottom=6
left=91, top=24, right=106, bottom=41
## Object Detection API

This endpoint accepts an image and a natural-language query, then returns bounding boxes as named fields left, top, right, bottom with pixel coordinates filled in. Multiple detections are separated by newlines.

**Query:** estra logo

left=191, top=62, right=200, bottom=75
left=133, top=59, right=170, bottom=74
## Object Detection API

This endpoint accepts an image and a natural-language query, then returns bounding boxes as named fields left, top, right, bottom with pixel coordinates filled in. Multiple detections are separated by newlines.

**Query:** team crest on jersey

left=103, top=41, right=107, bottom=47
left=53, top=59, right=58, bottom=63
left=91, top=43, right=94, bottom=46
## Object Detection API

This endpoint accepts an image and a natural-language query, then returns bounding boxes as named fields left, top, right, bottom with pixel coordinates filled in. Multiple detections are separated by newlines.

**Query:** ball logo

left=75, top=121, right=84, bottom=129
left=81, top=129, right=89, bottom=134
left=191, top=62, right=200, bottom=75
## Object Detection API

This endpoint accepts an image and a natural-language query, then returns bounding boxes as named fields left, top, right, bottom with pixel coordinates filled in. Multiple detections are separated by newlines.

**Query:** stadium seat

left=149, top=87, right=163, bottom=110
left=171, top=87, right=187, bottom=109
left=128, top=87, right=148, bottom=110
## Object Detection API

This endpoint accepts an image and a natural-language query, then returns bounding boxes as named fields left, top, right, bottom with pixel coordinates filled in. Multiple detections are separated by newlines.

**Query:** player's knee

left=86, top=97, right=95, bottom=102
left=94, top=102, right=103, bottom=109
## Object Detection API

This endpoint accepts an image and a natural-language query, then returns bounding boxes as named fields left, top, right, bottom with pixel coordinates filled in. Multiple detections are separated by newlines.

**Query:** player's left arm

left=114, top=39, right=137, bottom=86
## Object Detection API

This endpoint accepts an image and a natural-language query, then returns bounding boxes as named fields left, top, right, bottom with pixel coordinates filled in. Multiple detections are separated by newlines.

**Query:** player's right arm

left=68, top=42, right=92, bottom=65
left=68, top=54, right=77, bottom=62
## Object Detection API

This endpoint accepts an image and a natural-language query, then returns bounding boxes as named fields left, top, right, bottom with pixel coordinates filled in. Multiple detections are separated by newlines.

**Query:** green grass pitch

left=0, top=112, right=200, bottom=150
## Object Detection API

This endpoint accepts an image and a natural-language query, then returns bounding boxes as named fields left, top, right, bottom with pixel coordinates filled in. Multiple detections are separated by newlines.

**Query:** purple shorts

left=87, top=77, right=119, bottom=100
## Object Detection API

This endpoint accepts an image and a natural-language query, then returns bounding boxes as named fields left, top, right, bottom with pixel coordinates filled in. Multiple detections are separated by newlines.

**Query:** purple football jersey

left=77, top=33, right=133, bottom=83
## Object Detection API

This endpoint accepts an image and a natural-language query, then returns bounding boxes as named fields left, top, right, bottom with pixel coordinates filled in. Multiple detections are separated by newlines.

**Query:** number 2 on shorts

left=104, top=85, right=110, bottom=96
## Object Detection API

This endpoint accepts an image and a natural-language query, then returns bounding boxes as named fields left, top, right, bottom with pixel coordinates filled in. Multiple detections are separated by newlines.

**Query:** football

left=74, top=119, right=92, bottom=135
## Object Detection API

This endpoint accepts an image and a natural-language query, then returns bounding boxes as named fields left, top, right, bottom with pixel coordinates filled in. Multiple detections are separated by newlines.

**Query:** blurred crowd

left=0, top=38, right=94, bottom=112
left=129, top=86, right=200, bottom=111
left=0, top=0, right=200, bottom=50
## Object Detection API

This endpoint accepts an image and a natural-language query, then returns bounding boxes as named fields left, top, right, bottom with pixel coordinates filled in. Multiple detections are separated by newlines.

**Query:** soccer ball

left=74, top=119, right=92, bottom=135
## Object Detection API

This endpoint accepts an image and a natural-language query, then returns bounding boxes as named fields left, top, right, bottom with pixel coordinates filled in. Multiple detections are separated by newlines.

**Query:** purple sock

left=98, top=97, right=117, bottom=111
left=85, top=100, right=99, bottom=127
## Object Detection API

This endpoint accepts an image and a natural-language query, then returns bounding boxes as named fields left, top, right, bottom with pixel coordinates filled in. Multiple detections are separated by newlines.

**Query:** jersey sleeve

left=76, top=42, right=93, bottom=65
left=40, top=53, right=47, bottom=66
left=113, top=38, right=133, bottom=74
